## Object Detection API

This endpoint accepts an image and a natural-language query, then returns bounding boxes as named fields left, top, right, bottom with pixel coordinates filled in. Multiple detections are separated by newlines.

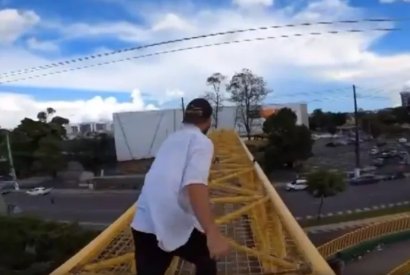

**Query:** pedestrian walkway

left=344, top=239, right=410, bottom=275
left=306, top=212, right=410, bottom=234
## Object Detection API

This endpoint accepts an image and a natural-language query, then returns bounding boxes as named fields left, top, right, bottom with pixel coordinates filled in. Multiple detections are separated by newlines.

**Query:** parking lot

left=304, top=137, right=410, bottom=175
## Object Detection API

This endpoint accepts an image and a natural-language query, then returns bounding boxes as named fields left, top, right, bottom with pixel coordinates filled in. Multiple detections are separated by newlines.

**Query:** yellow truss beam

left=51, top=129, right=335, bottom=275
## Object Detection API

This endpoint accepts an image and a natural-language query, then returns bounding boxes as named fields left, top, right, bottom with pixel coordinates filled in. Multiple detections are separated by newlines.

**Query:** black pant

left=132, top=228, right=217, bottom=275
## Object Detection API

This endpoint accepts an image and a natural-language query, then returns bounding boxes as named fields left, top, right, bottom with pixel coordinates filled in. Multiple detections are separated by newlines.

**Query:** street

left=5, top=178, right=410, bottom=224
left=278, top=178, right=410, bottom=218
left=4, top=191, right=138, bottom=223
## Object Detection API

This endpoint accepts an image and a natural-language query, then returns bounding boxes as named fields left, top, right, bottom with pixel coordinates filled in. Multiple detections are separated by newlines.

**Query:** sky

left=0, top=0, right=410, bottom=128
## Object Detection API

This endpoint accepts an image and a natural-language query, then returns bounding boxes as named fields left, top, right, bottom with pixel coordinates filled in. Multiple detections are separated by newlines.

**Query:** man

left=131, top=98, right=229, bottom=275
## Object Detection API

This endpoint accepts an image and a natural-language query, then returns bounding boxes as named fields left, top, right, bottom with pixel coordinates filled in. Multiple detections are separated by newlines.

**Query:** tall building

left=400, top=91, right=410, bottom=107
left=65, top=122, right=114, bottom=139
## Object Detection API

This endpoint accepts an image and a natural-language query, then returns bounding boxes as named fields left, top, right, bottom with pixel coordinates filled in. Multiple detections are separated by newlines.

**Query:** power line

left=0, top=28, right=402, bottom=85
left=0, top=18, right=407, bottom=79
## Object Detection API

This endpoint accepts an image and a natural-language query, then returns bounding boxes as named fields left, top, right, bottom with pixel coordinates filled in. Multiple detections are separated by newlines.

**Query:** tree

left=65, top=133, right=116, bottom=171
left=204, top=72, right=226, bottom=129
left=0, top=215, right=99, bottom=275
left=263, top=108, right=313, bottom=171
left=306, top=169, right=346, bottom=220
left=326, top=124, right=337, bottom=136
left=309, top=109, right=347, bottom=131
left=227, top=68, right=271, bottom=139
left=391, top=106, right=410, bottom=124
left=11, top=108, right=69, bottom=177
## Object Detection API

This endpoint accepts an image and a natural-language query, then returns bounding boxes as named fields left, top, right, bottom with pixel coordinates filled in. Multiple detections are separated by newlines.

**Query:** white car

left=286, top=179, right=308, bottom=191
left=26, top=187, right=52, bottom=196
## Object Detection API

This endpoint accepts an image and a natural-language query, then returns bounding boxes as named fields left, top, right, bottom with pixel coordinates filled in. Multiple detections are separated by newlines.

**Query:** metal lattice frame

left=317, top=214, right=410, bottom=260
left=387, top=259, right=410, bottom=275
left=51, top=129, right=334, bottom=275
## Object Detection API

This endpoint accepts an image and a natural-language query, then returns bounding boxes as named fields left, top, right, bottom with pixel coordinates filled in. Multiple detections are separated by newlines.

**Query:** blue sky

left=0, top=0, right=409, bottom=127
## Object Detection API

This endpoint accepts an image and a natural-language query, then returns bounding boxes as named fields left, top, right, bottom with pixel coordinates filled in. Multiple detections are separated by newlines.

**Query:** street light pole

left=353, top=85, right=361, bottom=178
left=6, top=133, right=16, bottom=181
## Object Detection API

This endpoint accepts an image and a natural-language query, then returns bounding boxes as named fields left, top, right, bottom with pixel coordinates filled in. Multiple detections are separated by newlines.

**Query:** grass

left=300, top=204, right=410, bottom=228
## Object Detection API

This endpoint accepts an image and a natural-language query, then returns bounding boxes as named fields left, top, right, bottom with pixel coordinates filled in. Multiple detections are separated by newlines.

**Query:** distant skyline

left=1, top=0, right=410, bottom=128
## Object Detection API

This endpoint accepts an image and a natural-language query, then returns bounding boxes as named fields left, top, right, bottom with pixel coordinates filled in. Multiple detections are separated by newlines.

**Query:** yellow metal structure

left=387, top=259, right=410, bottom=275
left=51, top=129, right=334, bottom=275
left=318, top=214, right=410, bottom=259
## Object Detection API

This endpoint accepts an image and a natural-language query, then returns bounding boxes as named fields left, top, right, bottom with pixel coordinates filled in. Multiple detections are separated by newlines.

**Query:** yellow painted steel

left=317, top=214, right=410, bottom=259
left=51, top=129, right=335, bottom=275
left=387, top=259, right=410, bottom=275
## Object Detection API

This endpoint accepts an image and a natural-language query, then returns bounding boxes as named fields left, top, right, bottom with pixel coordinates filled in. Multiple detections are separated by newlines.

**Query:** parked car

left=0, top=174, right=13, bottom=181
left=383, top=172, right=406, bottom=181
left=373, top=158, right=384, bottom=167
left=286, top=179, right=308, bottom=191
left=349, top=174, right=379, bottom=186
left=0, top=182, right=17, bottom=195
left=26, top=187, right=52, bottom=196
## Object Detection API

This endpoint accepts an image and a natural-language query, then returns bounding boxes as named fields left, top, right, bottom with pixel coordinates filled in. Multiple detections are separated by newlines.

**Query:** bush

left=0, top=216, right=100, bottom=275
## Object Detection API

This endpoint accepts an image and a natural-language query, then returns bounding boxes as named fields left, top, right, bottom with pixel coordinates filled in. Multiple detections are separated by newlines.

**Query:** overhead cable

left=0, top=28, right=402, bottom=85
left=0, top=18, right=407, bottom=78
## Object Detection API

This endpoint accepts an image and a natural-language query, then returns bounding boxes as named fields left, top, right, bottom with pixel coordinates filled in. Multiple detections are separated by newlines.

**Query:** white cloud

left=0, top=9, right=39, bottom=44
left=59, top=21, right=153, bottom=43
left=152, top=13, right=194, bottom=32
left=26, top=37, right=59, bottom=52
left=0, top=89, right=157, bottom=128
left=0, top=0, right=410, bottom=127
left=233, top=0, right=274, bottom=8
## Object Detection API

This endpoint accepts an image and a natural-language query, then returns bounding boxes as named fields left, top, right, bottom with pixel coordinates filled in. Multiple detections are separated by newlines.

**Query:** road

left=5, top=178, right=410, bottom=224
left=3, top=191, right=138, bottom=224
left=278, top=179, right=410, bottom=217
left=344, top=239, right=410, bottom=275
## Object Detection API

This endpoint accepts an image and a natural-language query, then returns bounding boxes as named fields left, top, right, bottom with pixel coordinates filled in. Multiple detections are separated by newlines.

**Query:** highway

left=4, top=178, right=410, bottom=224
left=344, top=239, right=410, bottom=275
left=278, top=178, right=410, bottom=217
left=3, top=191, right=138, bottom=224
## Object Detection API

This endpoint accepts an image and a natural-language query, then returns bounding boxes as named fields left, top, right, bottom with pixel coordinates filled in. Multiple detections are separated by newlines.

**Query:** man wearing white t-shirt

left=131, top=98, right=229, bottom=275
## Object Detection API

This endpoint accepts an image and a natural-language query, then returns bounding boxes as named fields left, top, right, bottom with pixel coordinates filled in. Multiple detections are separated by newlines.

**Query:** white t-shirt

left=131, top=124, right=214, bottom=252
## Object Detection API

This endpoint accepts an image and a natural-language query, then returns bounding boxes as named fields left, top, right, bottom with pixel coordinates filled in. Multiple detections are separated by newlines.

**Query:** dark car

left=349, top=174, right=379, bottom=186
left=0, top=182, right=16, bottom=195
left=0, top=174, right=13, bottom=181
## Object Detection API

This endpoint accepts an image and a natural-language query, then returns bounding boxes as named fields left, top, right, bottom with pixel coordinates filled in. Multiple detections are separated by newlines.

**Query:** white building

left=113, top=103, right=309, bottom=162
left=65, top=122, right=114, bottom=139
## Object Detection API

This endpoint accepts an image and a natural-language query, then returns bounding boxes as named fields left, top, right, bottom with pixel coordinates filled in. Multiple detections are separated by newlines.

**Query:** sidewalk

left=305, top=212, right=410, bottom=234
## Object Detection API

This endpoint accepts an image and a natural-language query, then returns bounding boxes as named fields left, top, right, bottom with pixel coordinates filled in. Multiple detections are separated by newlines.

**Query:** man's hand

left=206, top=228, right=229, bottom=260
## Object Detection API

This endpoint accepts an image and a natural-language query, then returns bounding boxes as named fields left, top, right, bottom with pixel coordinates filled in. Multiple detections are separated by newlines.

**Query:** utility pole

left=6, top=133, right=17, bottom=181
left=353, top=85, right=361, bottom=178
left=181, top=97, right=185, bottom=113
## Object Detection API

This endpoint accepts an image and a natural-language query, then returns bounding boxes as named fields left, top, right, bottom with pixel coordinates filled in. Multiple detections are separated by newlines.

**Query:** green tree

left=204, top=72, right=226, bottom=129
left=306, top=169, right=346, bottom=220
left=309, top=110, right=347, bottom=131
left=326, top=124, right=337, bottom=136
left=309, top=109, right=326, bottom=130
left=391, top=106, right=410, bottom=124
left=0, top=216, right=99, bottom=275
left=227, top=68, right=271, bottom=139
left=10, top=108, right=69, bottom=177
left=263, top=108, right=313, bottom=170
left=65, top=133, right=116, bottom=171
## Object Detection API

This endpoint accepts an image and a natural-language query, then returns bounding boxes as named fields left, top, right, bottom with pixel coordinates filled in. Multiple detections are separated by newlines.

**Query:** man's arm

left=186, top=184, right=218, bottom=234
left=182, top=139, right=217, bottom=234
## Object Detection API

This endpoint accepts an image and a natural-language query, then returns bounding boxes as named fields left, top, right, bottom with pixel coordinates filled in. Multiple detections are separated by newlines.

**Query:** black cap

left=183, top=98, right=213, bottom=123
